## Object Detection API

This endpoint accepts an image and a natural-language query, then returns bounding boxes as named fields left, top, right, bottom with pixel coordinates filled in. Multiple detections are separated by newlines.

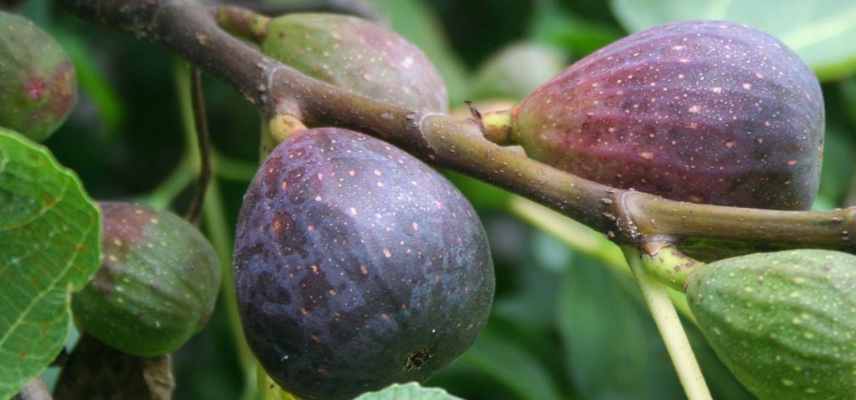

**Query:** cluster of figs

left=3, top=6, right=855, bottom=400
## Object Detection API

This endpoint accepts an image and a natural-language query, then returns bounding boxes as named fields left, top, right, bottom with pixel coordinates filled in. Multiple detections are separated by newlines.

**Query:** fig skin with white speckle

left=262, top=13, right=448, bottom=113
left=512, top=20, right=824, bottom=210
left=234, top=128, right=494, bottom=400
left=0, top=11, right=77, bottom=142
left=72, top=202, right=222, bottom=357
left=688, top=249, right=856, bottom=400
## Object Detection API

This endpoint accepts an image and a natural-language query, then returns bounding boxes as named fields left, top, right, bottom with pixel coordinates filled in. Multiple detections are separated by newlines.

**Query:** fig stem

left=175, top=59, right=258, bottom=399
left=269, top=114, right=306, bottom=144
left=185, top=66, right=212, bottom=225
left=215, top=6, right=271, bottom=43
left=509, top=197, right=697, bottom=324
left=60, top=0, right=856, bottom=254
left=201, top=179, right=260, bottom=400
left=139, top=156, right=195, bottom=210
left=623, top=246, right=712, bottom=400
left=480, top=109, right=513, bottom=145
left=259, top=113, right=307, bottom=160
left=639, top=242, right=704, bottom=292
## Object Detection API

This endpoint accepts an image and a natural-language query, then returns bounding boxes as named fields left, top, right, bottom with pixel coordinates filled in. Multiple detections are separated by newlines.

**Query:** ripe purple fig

left=0, top=11, right=77, bottom=142
left=234, top=128, right=494, bottom=400
left=512, top=21, right=824, bottom=209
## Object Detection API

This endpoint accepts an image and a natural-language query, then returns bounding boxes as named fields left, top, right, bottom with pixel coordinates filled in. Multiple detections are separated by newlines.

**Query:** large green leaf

left=355, top=382, right=463, bottom=400
left=558, top=255, right=683, bottom=400
left=610, top=0, right=856, bottom=80
left=530, top=0, right=622, bottom=59
left=0, top=129, right=100, bottom=399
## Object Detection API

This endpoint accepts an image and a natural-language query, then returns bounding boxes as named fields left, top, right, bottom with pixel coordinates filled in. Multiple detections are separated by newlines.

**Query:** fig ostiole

left=234, top=127, right=494, bottom=400
left=72, top=202, right=222, bottom=357
left=511, top=20, right=824, bottom=210
left=687, top=249, right=856, bottom=400
left=0, top=11, right=77, bottom=142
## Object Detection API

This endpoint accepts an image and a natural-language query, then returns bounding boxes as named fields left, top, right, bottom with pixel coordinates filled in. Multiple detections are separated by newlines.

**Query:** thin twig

left=185, top=67, right=212, bottom=225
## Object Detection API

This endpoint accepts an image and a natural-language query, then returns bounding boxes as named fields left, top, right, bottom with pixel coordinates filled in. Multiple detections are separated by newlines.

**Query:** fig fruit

left=72, top=202, right=221, bottom=357
left=0, top=12, right=77, bottom=142
left=512, top=21, right=824, bottom=209
left=687, top=249, right=856, bottom=400
left=260, top=13, right=448, bottom=113
left=234, top=128, right=494, bottom=400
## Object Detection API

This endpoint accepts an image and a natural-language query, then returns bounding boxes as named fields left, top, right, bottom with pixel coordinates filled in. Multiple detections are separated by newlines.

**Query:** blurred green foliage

left=12, top=0, right=856, bottom=398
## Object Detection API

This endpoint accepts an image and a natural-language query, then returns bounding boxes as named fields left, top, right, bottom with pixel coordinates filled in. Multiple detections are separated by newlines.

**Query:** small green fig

left=688, top=249, right=856, bottom=400
left=512, top=21, right=824, bottom=210
left=72, top=202, right=221, bottom=357
left=0, top=11, right=77, bottom=142
left=260, top=13, right=448, bottom=113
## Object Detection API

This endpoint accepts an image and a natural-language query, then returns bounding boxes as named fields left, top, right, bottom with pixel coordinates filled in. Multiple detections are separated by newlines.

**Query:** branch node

left=610, top=190, right=644, bottom=244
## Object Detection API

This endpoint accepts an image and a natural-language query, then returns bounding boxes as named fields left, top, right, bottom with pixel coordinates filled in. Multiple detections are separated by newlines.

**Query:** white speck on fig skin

left=513, top=20, right=824, bottom=210
left=261, top=13, right=448, bottom=114
left=233, top=128, right=494, bottom=399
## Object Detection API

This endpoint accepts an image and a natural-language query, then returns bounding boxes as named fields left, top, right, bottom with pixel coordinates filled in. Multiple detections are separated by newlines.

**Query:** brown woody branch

left=59, top=0, right=856, bottom=254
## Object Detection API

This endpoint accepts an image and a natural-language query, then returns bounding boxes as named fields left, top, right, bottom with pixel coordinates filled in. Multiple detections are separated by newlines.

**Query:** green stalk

left=510, top=196, right=696, bottom=323
left=138, top=156, right=195, bottom=210
left=174, top=59, right=257, bottom=400
left=623, top=246, right=711, bottom=400
left=639, top=243, right=705, bottom=292
left=257, top=361, right=298, bottom=400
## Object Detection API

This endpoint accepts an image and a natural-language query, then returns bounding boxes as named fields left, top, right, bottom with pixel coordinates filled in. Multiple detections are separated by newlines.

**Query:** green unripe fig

left=0, top=12, right=77, bottom=141
left=470, top=42, right=565, bottom=101
left=687, top=249, right=856, bottom=399
left=260, top=13, right=448, bottom=113
left=72, top=202, right=221, bottom=357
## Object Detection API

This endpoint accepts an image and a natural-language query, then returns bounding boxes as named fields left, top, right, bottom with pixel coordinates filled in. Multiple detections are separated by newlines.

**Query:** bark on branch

left=59, top=0, right=856, bottom=254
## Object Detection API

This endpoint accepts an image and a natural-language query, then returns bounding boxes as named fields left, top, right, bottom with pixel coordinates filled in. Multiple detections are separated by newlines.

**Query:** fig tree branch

left=60, top=0, right=856, bottom=254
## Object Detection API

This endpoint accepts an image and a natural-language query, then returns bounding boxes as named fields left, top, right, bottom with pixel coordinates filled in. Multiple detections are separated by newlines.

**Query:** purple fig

left=512, top=21, right=824, bottom=209
left=234, top=128, right=494, bottom=400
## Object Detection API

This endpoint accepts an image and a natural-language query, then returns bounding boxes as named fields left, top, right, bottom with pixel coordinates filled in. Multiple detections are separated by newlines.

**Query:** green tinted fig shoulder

left=72, top=202, right=221, bottom=357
